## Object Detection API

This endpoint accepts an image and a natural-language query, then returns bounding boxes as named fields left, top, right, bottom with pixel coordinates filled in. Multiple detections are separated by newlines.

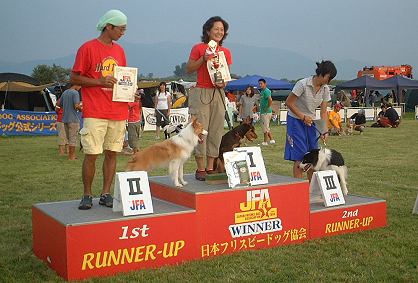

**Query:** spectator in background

left=338, top=90, right=351, bottom=108
left=258, top=78, right=275, bottom=145
left=55, top=96, right=67, bottom=155
left=367, top=90, right=377, bottom=106
left=237, top=86, right=257, bottom=122
left=327, top=102, right=344, bottom=135
left=70, top=9, right=128, bottom=210
left=379, top=103, right=400, bottom=128
left=154, top=81, right=172, bottom=140
left=58, top=84, right=82, bottom=160
left=127, top=88, right=144, bottom=153
left=348, top=108, right=366, bottom=134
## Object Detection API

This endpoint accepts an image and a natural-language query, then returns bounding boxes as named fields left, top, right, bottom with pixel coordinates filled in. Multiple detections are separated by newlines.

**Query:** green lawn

left=0, top=116, right=417, bottom=282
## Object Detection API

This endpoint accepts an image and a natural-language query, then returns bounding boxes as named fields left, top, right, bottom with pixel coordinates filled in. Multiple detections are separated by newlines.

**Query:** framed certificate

left=112, top=66, right=138, bottom=102
left=206, top=51, right=231, bottom=86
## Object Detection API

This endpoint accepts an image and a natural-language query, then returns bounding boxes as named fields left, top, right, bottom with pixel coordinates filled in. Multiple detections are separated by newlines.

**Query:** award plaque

left=206, top=40, right=231, bottom=87
left=112, top=66, right=138, bottom=102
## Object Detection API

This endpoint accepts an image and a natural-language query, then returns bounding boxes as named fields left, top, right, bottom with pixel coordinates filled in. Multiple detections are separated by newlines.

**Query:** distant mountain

left=0, top=41, right=367, bottom=80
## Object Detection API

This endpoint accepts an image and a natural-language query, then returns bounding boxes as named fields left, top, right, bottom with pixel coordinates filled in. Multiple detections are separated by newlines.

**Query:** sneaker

left=195, top=170, right=207, bottom=181
left=78, top=195, right=93, bottom=210
left=99, top=193, right=113, bottom=208
left=269, top=139, right=276, bottom=144
left=261, top=142, right=268, bottom=146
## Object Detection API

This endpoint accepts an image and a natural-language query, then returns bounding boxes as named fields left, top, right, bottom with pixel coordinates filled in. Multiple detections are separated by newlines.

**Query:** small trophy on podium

left=207, top=40, right=224, bottom=86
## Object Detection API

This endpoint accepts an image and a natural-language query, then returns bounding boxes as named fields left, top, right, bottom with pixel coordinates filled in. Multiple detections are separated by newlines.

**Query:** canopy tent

left=382, top=75, right=418, bottom=88
left=0, top=73, right=54, bottom=111
left=137, top=81, right=160, bottom=89
left=0, top=81, right=54, bottom=92
left=336, top=76, right=394, bottom=90
left=335, top=76, right=395, bottom=106
left=382, top=75, right=418, bottom=103
left=225, top=75, right=294, bottom=91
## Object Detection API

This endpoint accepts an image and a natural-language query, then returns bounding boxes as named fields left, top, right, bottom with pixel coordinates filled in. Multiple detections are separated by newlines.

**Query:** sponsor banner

left=309, top=201, right=386, bottom=239
left=0, top=109, right=58, bottom=136
left=198, top=182, right=310, bottom=258
left=142, top=107, right=188, bottom=131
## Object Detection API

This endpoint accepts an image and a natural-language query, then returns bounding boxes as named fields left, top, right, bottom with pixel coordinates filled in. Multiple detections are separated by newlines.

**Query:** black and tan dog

left=213, top=117, right=257, bottom=173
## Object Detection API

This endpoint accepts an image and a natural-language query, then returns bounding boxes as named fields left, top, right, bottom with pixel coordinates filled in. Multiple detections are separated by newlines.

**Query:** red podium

left=32, top=174, right=386, bottom=281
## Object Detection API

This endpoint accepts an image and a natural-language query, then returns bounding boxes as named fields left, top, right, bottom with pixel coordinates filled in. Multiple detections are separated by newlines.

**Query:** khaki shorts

left=261, top=113, right=272, bottom=133
left=64, top=122, right=80, bottom=146
left=80, top=118, right=126, bottom=154
left=57, top=122, right=67, bottom=146
left=188, top=87, right=225, bottom=158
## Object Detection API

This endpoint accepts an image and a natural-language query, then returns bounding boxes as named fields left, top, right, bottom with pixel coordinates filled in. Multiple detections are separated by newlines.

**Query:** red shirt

left=127, top=101, right=141, bottom=123
left=55, top=98, right=63, bottom=122
left=189, top=42, right=232, bottom=88
left=72, top=39, right=128, bottom=120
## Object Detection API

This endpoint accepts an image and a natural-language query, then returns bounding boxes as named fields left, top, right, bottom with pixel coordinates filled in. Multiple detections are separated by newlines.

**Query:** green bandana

left=96, top=9, right=127, bottom=31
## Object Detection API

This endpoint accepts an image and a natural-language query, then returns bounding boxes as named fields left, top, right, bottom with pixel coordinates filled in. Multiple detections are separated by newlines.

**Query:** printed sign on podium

left=310, top=170, right=345, bottom=207
left=234, top=147, right=268, bottom=186
left=113, top=171, right=154, bottom=216
left=224, top=151, right=251, bottom=188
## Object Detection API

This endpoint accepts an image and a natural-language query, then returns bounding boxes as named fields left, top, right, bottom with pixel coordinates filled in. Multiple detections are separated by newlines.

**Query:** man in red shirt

left=70, top=9, right=128, bottom=210
left=127, top=89, right=143, bottom=153
left=186, top=16, right=232, bottom=180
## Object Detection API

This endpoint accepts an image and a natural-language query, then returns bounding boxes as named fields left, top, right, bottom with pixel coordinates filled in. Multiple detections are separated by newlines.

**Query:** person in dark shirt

left=377, top=104, right=400, bottom=128
left=348, top=108, right=366, bottom=134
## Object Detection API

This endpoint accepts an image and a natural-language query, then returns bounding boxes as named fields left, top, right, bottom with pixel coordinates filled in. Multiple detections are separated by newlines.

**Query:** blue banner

left=0, top=109, right=58, bottom=136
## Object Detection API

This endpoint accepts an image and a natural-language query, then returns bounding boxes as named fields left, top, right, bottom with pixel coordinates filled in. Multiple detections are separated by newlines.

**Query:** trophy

left=207, top=40, right=224, bottom=85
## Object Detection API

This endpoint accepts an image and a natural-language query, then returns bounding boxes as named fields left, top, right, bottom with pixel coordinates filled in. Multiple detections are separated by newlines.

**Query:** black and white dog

left=161, top=119, right=184, bottom=139
left=299, top=148, right=349, bottom=195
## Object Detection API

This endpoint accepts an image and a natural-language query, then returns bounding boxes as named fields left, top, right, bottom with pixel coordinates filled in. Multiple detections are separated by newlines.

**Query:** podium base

left=32, top=174, right=386, bottom=281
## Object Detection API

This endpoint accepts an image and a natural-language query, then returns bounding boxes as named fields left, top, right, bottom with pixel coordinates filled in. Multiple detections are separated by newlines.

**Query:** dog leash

left=312, top=122, right=327, bottom=147
left=155, top=108, right=170, bottom=123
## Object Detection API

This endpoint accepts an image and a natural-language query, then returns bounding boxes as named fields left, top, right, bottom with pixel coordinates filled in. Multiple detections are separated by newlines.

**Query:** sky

left=1, top=0, right=418, bottom=73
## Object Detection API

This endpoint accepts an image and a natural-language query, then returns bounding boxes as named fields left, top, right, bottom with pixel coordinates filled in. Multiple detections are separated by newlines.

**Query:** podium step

left=32, top=174, right=386, bottom=281
left=310, top=194, right=386, bottom=239
left=33, top=196, right=195, bottom=226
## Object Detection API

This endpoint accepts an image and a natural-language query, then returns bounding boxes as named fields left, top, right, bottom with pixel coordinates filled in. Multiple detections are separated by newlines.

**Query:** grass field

left=0, top=115, right=417, bottom=282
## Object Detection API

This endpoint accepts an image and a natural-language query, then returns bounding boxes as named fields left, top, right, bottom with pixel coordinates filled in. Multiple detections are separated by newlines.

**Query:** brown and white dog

left=126, top=117, right=207, bottom=187
left=213, top=117, right=257, bottom=173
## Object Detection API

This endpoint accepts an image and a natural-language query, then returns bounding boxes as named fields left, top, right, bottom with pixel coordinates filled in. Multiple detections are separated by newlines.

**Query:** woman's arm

left=285, top=93, right=312, bottom=125
left=186, top=57, right=205, bottom=74
left=167, top=93, right=172, bottom=114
